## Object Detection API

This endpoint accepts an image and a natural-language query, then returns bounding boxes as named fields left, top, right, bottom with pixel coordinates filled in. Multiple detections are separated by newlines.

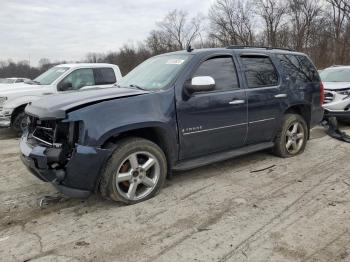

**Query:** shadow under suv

left=20, top=46, right=324, bottom=204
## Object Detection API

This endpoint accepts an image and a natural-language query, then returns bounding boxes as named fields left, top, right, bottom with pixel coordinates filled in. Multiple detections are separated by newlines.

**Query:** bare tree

left=155, top=9, right=202, bottom=50
left=326, top=0, right=350, bottom=64
left=38, top=58, right=50, bottom=68
left=85, top=52, right=104, bottom=63
left=146, top=30, right=177, bottom=54
left=38, top=58, right=53, bottom=71
left=331, top=0, right=350, bottom=17
left=256, top=0, right=288, bottom=47
left=208, top=0, right=255, bottom=46
left=288, top=0, right=322, bottom=51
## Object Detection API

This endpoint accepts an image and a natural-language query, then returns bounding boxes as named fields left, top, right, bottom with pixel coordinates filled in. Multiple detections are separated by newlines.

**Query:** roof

left=55, top=63, right=119, bottom=68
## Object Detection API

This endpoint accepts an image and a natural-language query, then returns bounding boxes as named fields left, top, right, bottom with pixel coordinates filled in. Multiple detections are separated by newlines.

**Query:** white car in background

left=321, top=66, right=350, bottom=122
left=0, top=63, right=122, bottom=132
left=0, top=77, right=31, bottom=85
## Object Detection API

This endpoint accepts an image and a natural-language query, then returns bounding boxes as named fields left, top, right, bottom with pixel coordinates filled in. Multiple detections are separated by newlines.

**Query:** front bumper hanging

left=323, top=111, right=350, bottom=143
left=20, top=134, right=111, bottom=198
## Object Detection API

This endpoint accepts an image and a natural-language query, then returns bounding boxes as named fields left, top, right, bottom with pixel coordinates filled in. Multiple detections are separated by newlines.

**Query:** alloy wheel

left=115, top=151, right=160, bottom=201
left=285, top=121, right=305, bottom=154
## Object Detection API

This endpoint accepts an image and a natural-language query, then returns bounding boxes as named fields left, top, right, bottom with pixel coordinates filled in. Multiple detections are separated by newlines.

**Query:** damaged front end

left=20, top=116, right=111, bottom=198
left=323, top=88, right=350, bottom=119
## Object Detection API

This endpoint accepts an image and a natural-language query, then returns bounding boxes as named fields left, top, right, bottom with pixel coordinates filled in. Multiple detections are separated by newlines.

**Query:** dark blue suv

left=20, top=47, right=324, bottom=204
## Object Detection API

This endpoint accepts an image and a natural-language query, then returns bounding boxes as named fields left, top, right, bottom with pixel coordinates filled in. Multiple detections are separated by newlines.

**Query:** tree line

left=1, top=0, right=349, bottom=79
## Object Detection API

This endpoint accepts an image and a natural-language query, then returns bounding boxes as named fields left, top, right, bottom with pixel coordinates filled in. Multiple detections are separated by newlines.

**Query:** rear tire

left=99, top=137, right=167, bottom=204
left=11, top=111, right=28, bottom=134
left=273, top=114, right=308, bottom=158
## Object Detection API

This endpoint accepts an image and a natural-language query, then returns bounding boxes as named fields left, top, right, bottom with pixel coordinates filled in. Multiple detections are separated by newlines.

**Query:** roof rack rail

left=226, top=45, right=294, bottom=51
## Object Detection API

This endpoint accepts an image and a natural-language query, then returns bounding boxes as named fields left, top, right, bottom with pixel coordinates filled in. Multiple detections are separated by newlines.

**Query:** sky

left=0, top=0, right=215, bottom=66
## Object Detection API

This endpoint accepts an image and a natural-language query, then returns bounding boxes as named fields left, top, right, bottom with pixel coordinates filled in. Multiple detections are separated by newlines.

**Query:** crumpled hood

left=323, top=82, right=350, bottom=90
left=26, top=87, right=149, bottom=120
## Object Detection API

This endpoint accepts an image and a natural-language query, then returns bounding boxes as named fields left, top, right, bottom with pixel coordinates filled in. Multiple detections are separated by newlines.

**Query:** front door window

left=58, top=68, right=95, bottom=91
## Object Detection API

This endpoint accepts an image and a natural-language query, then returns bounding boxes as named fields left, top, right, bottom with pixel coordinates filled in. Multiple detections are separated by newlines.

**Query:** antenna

left=186, top=45, right=194, bottom=52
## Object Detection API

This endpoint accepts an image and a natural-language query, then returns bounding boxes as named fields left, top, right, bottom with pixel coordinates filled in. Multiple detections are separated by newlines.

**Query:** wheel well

left=101, top=127, right=175, bottom=166
left=285, top=105, right=311, bottom=128
left=11, top=104, right=27, bottom=124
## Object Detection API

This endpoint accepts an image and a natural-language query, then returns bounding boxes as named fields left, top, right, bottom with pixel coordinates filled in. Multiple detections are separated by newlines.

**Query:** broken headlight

left=32, top=120, right=81, bottom=148
left=337, top=88, right=350, bottom=99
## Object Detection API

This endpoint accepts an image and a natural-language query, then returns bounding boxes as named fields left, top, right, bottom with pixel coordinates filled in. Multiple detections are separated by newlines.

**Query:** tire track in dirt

left=219, top=156, right=350, bottom=261
left=147, top=141, right=349, bottom=261
left=301, top=230, right=350, bottom=262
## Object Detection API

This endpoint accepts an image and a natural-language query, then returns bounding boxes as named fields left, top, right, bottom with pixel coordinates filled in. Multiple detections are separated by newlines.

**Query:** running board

left=173, top=142, right=274, bottom=171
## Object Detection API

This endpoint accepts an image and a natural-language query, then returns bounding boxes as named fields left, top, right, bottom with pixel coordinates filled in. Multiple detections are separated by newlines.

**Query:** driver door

left=177, top=55, right=248, bottom=159
left=57, top=68, right=95, bottom=91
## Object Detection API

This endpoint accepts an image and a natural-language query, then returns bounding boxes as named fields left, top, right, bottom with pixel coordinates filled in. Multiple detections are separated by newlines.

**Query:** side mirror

left=186, top=76, right=215, bottom=93
left=58, top=82, right=72, bottom=91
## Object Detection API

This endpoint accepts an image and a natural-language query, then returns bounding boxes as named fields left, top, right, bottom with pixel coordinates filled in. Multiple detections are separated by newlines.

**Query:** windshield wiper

left=129, top=84, right=148, bottom=91
left=28, top=80, right=41, bottom=85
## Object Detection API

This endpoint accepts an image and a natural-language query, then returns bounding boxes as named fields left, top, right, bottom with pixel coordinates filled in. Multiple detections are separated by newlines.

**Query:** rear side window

left=240, top=56, right=279, bottom=88
left=277, top=54, right=319, bottom=83
left=93, top=68, right=116, bottom=85
left=193, top=56, right=239, bottom=91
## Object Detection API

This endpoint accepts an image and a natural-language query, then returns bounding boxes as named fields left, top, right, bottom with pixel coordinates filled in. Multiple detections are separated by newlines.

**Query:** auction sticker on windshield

left=166, top=59, right=185, bottom=65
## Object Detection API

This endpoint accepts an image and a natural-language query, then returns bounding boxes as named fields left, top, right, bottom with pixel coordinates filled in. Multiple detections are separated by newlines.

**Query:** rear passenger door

left=238, top=54, right=285, bottom=144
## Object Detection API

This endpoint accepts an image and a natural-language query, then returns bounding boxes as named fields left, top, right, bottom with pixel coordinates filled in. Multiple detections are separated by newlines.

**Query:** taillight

left=320, top=81, right=325, bottom=105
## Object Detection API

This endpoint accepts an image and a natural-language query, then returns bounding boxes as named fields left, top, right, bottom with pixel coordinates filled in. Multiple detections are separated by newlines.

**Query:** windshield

left=320, top=68, right=350, bottom=82
left=0, top=78, right=15, bottom=84
left=34, top=67, right=69, bottom=85
left=119, top=54, right=190, bottom=90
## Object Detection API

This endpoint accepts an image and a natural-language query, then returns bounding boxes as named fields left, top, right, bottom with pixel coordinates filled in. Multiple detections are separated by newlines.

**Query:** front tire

left=11, top=111, right=28, bottom=134
left=273, top=114, right=308, bottom=158
left=99, top=137, right=167, bottom=204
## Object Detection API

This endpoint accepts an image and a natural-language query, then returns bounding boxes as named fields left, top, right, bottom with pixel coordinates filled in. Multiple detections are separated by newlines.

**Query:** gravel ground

left=0, top=126, right=349, bottom=262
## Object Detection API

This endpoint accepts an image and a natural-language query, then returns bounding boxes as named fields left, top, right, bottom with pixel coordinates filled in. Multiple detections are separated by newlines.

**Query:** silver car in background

left=321, top=66, right=350, bottom=122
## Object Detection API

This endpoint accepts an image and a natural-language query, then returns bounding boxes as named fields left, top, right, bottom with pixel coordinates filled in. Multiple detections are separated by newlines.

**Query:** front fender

left=97, top=121, right=176, bottom=146
left=67, top=89, right=178, bottom=147
left=5, top=96, right=44, bottom=112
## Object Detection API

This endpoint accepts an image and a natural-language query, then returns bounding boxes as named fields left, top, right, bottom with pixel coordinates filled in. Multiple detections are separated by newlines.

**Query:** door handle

left=229, top=100, right=245, bottom=105
left=275, top=94, right=287, bottom=98
left=43, top=92, right=54, bottom=95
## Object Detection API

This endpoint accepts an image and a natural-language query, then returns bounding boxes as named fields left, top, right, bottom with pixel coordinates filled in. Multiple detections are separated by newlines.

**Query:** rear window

left=277, top=54, right=319, bottom=83
left=240, top=56, right=279, bottom=88
left=93, top=68, right=116, bottom=85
